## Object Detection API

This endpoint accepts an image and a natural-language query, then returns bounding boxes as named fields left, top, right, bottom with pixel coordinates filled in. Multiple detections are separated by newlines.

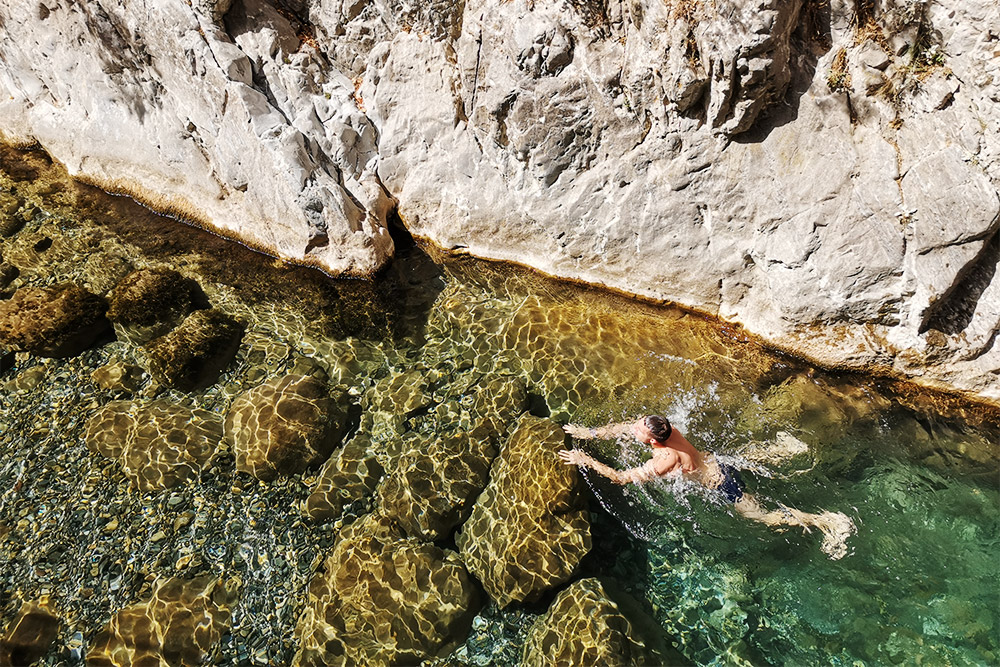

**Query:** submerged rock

left=107, top=267, right=201, bottom=343
left=0, top=601, right=59, bottom=667
left=456, top=415, right=591, bottom=607
left=85, top=399, right=224, bottom=491
left=521, top=578, right=663, bottom=667
left=293, top=513, right=479, bottom=666
left=304, top=434, right=384, bottom=522
left=144, top=309, right=243, bottom=391
left=87, top=575, right=238, bottom=667
left=0, top=263, right=18, bottom=291
left=0, top=284, right=110, bottom=357
left=378, top=429, right=497, bottom=540
left=90, top=361, right=145, bottom=393
left=227, top=374, right=350, bottom=482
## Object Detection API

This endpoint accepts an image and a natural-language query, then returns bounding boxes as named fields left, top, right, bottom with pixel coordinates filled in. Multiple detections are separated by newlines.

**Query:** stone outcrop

left=377, top=429, right=497, bottom=540
left=0, top=601, right=59, bottom=667
left=0, top=284, right=111, bottom=357
left=87, top=575, right=238, bottom=667
left=293, top=512, right=479, bottom=666
left=85, top=399, right=225, bottom=491
left=1, top=0, right=999, bottom=404
left=226, top=373, right=349, bottom=481
left=144, top=308, right=244, bottom=391
left=521, top=578, right=663, bottom=667
left=107, top=267, right=201, bottom=344
left=304, top=434, right=384, bottom=522
left=456, top=415, right=591, bottom=607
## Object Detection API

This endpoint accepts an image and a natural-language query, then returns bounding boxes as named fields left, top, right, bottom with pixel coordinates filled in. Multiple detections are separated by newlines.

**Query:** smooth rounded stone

left=304, top=434, right=384, bottom=523
left=4, top=365, right=46, bottom=393
left=107, top=267, right=200, bottom=343
left=91, top=362, right=145, bottom=392
left=144, top=309, right=243, bottom=391
left=521, top=578, right=664, bottom=667
left=293, top=513, right=479, bottom=666
left=378, top=429, right=497, bottom=540
left=87, top=575, right=238, bottom=667
left=0, top=284, right=111, bottom=357
left=456, top=415, right=591, bottom=608
left=85, top=399, right=224, bottom=491
left=227, top=374, right=350, bottom=482
left=0, top=601, right=59, bottom=667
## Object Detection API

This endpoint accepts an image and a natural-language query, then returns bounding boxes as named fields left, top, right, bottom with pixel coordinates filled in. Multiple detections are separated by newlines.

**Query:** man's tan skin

left=558, top=417, right=856, bottom=560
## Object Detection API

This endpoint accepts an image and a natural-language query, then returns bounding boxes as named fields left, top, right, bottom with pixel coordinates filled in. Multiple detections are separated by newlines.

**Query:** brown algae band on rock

left=0, top=283, right=111, bottom=357
left=456, top=415, right=592, bottom=608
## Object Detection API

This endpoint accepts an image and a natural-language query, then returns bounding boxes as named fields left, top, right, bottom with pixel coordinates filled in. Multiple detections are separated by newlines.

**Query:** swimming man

left=559, top=415, right=856, bottom=559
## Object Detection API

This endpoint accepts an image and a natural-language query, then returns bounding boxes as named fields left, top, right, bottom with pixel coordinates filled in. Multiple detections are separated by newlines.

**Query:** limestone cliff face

left=1, top=0, right=998, bottom=403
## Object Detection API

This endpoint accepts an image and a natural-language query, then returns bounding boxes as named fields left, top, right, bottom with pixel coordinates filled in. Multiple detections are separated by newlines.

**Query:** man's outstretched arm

left=558, top=449, right=663, bottom=485
left=563, top=421, right=633, bottom=440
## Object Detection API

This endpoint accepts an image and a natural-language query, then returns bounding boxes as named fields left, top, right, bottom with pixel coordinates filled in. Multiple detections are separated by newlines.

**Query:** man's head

left=631, top=415, right=672, bottom=446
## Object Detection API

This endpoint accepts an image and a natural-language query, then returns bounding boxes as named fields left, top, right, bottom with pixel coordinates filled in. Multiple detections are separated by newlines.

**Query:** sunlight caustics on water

left=0, top=145, right=997, bottom=665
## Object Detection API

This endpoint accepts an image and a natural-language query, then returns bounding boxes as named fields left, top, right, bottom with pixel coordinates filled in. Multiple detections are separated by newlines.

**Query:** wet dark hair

left=644, top=415, right=672, bottom=443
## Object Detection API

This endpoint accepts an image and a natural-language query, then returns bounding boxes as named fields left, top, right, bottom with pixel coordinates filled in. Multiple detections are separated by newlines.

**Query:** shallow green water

left=0, top=145, right=998, bottom=665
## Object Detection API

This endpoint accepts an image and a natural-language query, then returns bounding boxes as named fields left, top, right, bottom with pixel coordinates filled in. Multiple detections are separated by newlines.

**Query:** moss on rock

left=144, top=309, right=243, bottom=391
left=0, top=284, right=110, bottom=357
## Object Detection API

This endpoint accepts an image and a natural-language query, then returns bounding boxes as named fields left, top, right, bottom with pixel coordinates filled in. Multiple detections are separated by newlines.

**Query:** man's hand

left=562, top=424, right=594, bottom=439
left=558, top=449, right=589, bottom=467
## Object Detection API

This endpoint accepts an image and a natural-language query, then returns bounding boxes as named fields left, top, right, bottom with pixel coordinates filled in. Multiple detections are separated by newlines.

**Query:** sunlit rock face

left=0, top=284, right=110, bottom=357
left=293, top=512, right=479, bottom=666
left=87, top=576, right=238, bottom=667
left=1, top=0, right=999, bottom=403
left=522, top=578, right=663, bottom=667
left=227, top=373, right=349, bottom=481
left=85, top=400, right=224, bottom=491
left=456, top=415, right=591, bottom=608
left=0, top=0, right=394, bottom=276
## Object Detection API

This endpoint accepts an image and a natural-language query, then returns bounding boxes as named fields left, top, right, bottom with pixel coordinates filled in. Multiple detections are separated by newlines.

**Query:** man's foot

left=812, top=511, right=856, bottom=560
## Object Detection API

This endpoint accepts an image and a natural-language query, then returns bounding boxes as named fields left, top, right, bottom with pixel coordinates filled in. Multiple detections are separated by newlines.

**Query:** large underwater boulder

left=456, top=415, right=591, bottom=607
left=227, top=374, right=349, bottom=481
left=144, top=308, right=243, bottom=391
left=87, top=576, right=238, bottom=667
left=293, top=512, right=479, bottom=666
left=0, top=284, right=110, bottom=357
left=85, top=399, right=224, bottom=491
left=522, top=578, right=665, bottom=667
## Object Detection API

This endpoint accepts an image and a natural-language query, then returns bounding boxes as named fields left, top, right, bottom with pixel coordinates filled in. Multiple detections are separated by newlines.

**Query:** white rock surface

left=0, top=0, right=394, bottom=275
left=1, top=0, right=998, bottom=403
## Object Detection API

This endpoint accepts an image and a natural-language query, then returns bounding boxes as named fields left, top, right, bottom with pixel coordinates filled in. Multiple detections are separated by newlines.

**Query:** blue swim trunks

left=717, top=463, right=745, bottom=503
